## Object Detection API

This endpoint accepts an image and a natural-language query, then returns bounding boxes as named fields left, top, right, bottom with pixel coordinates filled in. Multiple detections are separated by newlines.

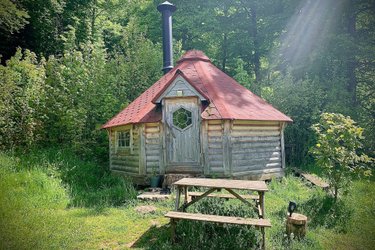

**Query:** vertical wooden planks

left=280, top=122, right=286, bottom=169
left=164, top=97, right=200, bottom=167
left=145, top=122, right=161, bottom=174
left=223, top=120, right=232, bottom=175
left=139, top=124, right=146, bottom=175
left=108, top=129, right=112, bottom=170
left=201, top=120, right=209, bottom=175
left=159, top=123, right=166, bottom=174
left=207, top=120, right=224, bottom=174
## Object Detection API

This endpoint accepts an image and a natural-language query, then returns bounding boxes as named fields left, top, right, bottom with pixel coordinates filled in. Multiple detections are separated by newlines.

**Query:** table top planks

left=173, top=178, right=268, bottom=191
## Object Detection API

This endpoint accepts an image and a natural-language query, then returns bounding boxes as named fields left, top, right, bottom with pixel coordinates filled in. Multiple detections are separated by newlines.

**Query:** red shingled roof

left=102, top=50, right=292, bottom=129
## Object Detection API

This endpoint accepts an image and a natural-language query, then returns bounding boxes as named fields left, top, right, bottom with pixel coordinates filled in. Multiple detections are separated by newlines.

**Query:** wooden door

left=164, top=98, right=200, bottom=169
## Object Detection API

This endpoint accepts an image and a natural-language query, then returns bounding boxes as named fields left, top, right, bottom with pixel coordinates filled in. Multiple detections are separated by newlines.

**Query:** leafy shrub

left=310, top=113, right=373, bottom=200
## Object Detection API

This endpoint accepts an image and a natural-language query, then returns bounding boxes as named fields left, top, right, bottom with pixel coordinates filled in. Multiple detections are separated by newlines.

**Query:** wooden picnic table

left=166, top=178, right=271, bottom=249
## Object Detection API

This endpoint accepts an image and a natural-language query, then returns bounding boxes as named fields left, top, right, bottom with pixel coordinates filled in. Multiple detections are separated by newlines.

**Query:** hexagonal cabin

left=102, top=50, right=292, bottom=185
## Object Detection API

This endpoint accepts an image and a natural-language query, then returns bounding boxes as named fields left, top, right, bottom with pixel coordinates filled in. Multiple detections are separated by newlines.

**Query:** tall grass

left=16, top=147, right=137, bottom=207
left=0, top=148, right=137, bottom=249
left=0, top=153, right=80, bottom=249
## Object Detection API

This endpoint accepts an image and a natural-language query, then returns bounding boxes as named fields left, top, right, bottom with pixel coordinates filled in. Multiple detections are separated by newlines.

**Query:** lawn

left=0, top=150, right=374, bottom=249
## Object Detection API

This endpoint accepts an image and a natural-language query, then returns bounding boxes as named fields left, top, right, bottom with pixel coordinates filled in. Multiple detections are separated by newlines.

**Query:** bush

left=310, top=113, right=373, bottom=200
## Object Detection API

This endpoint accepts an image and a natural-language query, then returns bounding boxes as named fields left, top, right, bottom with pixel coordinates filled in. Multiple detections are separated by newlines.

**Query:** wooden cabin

left=102, top=50, right=292, bottom=185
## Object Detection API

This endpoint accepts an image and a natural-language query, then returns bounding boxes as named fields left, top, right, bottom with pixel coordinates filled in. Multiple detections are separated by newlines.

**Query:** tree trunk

left=334, top=185, right=338, bottom=202
left=222, top=33, right=228, bottom=72
left=90, top=5, right=97, bottom=43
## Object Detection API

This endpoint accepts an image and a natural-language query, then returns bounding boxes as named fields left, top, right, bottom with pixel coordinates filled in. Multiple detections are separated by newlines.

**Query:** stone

left=134, top=205, right=157, bottom=214
left=137, top=192, right=170, bottom=201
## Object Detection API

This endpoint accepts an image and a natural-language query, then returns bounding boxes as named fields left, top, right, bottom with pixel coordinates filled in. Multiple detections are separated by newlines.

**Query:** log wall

left=230, top=120, right=283, bottom=177
left=203, top=120, right=284, bottom=178
left=108, top=119, right=286, bottom=182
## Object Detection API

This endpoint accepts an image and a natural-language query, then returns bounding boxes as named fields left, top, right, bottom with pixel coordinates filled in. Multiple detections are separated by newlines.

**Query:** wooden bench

left=188, top=192, right=259, bottom=201
left=171, top=178, right=270, bottom=249
left=292, top=168, right=329, bottom=190
left=165, top=211, right=271, bottom=248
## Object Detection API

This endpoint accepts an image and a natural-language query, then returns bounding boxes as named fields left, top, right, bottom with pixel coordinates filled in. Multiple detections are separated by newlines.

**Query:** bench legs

left=171, top=218, right=176, bottom=243
left=261, top=227, right=265, bottom=250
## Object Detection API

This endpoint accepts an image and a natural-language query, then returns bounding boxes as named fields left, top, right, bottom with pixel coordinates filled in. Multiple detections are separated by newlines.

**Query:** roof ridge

left=177, top=50, right=211, bottom=64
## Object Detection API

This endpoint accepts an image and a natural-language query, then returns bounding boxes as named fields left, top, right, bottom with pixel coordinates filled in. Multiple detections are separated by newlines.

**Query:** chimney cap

left=157, top=1, right=176, bottom=13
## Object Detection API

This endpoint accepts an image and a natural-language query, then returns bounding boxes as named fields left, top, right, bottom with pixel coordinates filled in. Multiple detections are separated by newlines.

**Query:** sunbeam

left=273, top=0, right=346, bottom=71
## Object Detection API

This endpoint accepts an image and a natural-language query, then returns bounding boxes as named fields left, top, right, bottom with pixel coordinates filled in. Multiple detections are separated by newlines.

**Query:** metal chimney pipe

left=157, top=1, right=176, bottom=74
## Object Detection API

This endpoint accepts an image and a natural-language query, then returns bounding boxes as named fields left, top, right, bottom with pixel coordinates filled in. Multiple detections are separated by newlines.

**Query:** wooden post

left=280, top=122, right=286, bottom=169
left=183, top=186, right=188, bottom=211
left=223, top=120, right=232, bottom=175
left=159, top=123, right=166, bottom=174
left=258, top=191, right=265, bottom=218
left=175, top=187, right=181, bottom=211
left=202, top=120, right=209, bottom=175
left=171, top=218, right=176, bottom=243
left=286, top=213, right=307, bottom=239
left=261, top=227, right=265, bottom=250
left=139, top=125, right=146, bottom=175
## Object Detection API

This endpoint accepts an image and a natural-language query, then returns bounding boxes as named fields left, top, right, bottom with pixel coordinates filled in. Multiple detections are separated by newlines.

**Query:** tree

left=310, top=113, right=373, bottom=201
left=0, top=0, right=29, bottom=34
left=0, top=48, right=46, bottom=149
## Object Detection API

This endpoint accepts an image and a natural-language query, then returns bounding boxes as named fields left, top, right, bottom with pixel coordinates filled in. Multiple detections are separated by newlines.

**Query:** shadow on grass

left=301, top=194, right=353, bottom=233
left=130, top=224, right=172, bottom=249
left=131, top=220, right=260, bottom=250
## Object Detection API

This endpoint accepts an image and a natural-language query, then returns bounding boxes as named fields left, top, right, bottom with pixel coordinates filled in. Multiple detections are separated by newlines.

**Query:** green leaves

left=310, top=112, right=373, bottom=200
left=0, top=48, right=47, bottom=149
left=0, top=0, right=29, bottom=34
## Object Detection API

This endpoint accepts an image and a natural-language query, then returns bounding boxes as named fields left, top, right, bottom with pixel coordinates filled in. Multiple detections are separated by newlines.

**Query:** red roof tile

left=102, top=50, right=292, bottom=129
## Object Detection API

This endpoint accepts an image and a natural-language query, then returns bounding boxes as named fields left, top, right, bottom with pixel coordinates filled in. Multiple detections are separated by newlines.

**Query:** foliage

left=0, top=0, right=373, bottom=168
left=0, top=0, right=29, bottom=34
left=0, top=49, right=47, bottom=149
left=310, top=113, right=373, bottom=200
left=0, top=21, right=161, bottom=160
left=262, top=72, right=325, bottom=166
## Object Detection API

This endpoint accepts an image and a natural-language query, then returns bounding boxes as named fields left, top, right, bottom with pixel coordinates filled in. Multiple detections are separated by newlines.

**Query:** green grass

left=0, top=149, right=374, bottom=249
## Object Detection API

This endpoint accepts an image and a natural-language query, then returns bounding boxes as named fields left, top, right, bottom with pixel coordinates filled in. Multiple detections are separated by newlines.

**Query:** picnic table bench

left=165, top=178, right=271, bottom=249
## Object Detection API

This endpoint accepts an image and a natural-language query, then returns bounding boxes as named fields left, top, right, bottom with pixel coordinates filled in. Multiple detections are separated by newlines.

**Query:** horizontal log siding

left=145, top=123, right=161, bottom=174
left=110, top=125, right=140, bottom=173
left=230, top=121, right=282, bottom=174
left=207, top=120, right=224, bottom=173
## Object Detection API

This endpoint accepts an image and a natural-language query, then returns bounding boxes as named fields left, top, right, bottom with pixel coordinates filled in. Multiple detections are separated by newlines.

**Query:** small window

left=117, top=131, right=131, bottom=148
left=173, top=107, right=192, bottom=130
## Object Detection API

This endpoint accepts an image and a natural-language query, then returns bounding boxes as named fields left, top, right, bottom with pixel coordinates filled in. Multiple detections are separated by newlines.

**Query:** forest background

left=1, top=0, right=374, bottom=166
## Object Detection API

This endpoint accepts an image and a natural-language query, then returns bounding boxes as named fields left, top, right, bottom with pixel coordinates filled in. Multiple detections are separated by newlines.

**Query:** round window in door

left=172, top=107, right=192, bottom=130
